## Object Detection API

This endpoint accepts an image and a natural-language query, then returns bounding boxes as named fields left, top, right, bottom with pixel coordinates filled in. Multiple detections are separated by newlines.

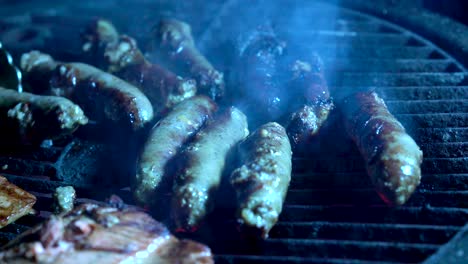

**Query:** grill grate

left=0, top=0, right=467, bottom=263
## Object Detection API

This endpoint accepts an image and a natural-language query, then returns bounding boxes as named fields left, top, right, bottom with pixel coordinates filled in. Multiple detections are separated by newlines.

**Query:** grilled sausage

left=236, top=26, right=287, bottom=126
left=171, top=107, right=249, bottom=231
left=0, top=87, right=88, bottom=144
left=152, top=19, right=225, bottom=101
left=230, top=122, right=292, bottom=239
left=134, top=96, right=217, bottom=206
left=340, top=91, right=423, bottom=205
left=286, top=57, right=334, bottom=149
left=82, top=19, right=197, bottom=112
left=20, top=51, right=154, bottom=130
left=104, top=35, right=197, bottom=110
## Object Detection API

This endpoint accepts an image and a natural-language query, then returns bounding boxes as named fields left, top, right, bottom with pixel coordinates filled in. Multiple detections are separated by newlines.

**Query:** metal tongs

left=0, top=41, right=22, bottom=92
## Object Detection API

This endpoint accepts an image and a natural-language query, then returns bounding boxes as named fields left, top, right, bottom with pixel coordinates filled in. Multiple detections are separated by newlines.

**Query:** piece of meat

left=134, top=96, right=217, bottom=207
left=230, top=122, right=292, bottom=239
left=81, top=18, right=119, bottom=68
left=285, top=56, right=334, bottom=149
left=0, top=202, right=214, bottom=264
left=235, top=26, right=287, bottom=126
left=0, top=175, right=36, bottom=229
left=171, top=107, right=249, bottom=231
left=105, top=35, right=197, bottom=110
left=20, top=51, right=154, bottom=131
left=340, top=91, right=423, bottom=205
left=0, top=87, right=88, bottom=144
left=82, top=19, right=197, bottom=113
left=151, top=19, right=225, bottom=101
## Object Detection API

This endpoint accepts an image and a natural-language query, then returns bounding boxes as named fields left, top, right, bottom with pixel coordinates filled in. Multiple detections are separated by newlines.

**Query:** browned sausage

left=82, top=19, right=197, bottom=113
left=340, top=91, right=423, bottom=205
left=171, top=107, right=249, bottom=231
left=286, top=57, right=334, bottom=149
left=152, top=19, right=225, bottom=101
left=0, top=87, right=88, bottom=144
left=104, top=35, right=197, bottom=110
left=20, top=51, right=153, bottom=130
left=230, top=122, right=292, bottom=239
left=134, top=96, right=217, bottom=206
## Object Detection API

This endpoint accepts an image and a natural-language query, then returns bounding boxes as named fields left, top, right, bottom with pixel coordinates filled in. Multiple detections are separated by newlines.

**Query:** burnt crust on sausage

left=286, top=57, right=334, bottom=149
left=341, top=91, right=423, bottom=205
left=20, top=51, right=154, bottom=130
left=152, top=19, right=225, bottom=101
left=0, top=87, right=88, bottom=144
left=171, top=107, right=249, bottom=231
left=230, top=122, right=292, bottom=239
left=134, top=96, right=217, bottom=206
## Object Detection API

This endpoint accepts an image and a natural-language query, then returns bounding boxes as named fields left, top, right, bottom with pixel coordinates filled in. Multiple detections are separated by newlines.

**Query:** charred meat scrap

left=285, top=56, right=334, bottom=149
left=20, top=51, right=154, bottom=131
left=0, top=175, right=36, bottom=229
left=135, top=96, right=218, bottom=207
left=171, top=107, right=249, bottom=232
left=234, top=26, right=287, bottom=126
left=0, top=202, right=214, bottom=264
left=82, top=19, right=197, bottom=113
left=230, top=122, right=292, bottom=239
left=0, top=87, right=88, bottom=144
left=150, top=19, right=225, bottom=101
left=340, top=91, right=423, bottom=206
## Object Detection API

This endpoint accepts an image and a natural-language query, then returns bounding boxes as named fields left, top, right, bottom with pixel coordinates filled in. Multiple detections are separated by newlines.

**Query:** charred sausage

left=340, top=91, right=423, bottom=205
left=152, top=19, right=225, bottom=101
left=236, top=26, right=287, bottom=126
left=104, top=35, right=197, bottom=110
left=286, top=57, right=334, bottom=149
left=20, top=51, right=153, bottom=130
left=230, top=122, right=292, bottom=239
left=82, top=19, right=197, bottom=112
left=0, top=87, right=88, bottom=144
left=134, top=96, right=217, bottom=206
left=171, top=107, right=249, bottom=231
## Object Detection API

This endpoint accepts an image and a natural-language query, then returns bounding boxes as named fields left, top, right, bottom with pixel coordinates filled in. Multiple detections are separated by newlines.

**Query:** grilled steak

left=0, top=202, right=214, bottom=263
left=0, top=87, right=88, bottom=144
left=340, top=91, right=423, bottom=205
left=151, top=19, right=225, bottom=101
left=0, top=175, right=36, bottom=229
left=20, top=51, right=154, bottom=131
left=171, top=107, right=249, bottom=232
left=230, top=122, right=292, bottom=239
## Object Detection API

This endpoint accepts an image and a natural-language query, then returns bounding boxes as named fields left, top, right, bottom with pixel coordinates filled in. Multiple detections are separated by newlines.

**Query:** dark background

left=423, top=0, right=468, bottom=26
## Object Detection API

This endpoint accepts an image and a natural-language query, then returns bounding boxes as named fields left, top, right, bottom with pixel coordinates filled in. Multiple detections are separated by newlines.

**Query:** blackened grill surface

left=0, top=0, right=467, bottom=263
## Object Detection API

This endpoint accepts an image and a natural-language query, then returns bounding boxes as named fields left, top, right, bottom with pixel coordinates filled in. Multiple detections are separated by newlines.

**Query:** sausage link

left=152, top=19, right=225, bottom=101
left=236, top=27, right=287, bottom=125
left=134, top=96, right=217, bottom=206
left=82, top=19, right=197, bottom=113
left=230, top=122, right=292, bottom=239
left=171, top=107, right=249, bottom=231
left=286, top=57, right=333, bottom=149
left=104, top=35, right=197, bottom=110
left=340, top=91, right=423, bottom=205
left=0, top=87, right=88, bottom=144
left=20, top=51, right=153, bottom=130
